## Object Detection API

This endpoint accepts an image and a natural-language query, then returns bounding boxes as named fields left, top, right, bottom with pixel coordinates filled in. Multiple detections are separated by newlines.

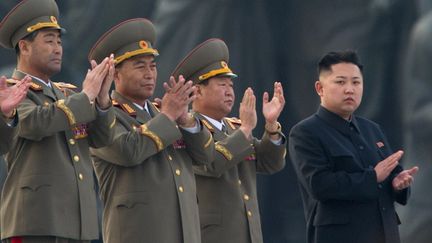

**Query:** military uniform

left=0, top=0, right=116, bottom=241
left=172, top=39, right=287, bottom=243
left=88, top=19, right=215, bottom=243
left=0, top=117, right=15, bottom=155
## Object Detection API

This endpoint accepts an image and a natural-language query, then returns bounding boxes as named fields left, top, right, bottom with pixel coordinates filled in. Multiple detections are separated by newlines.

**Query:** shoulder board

left=120, top=103, right=137, bottom=116
left=225, top=117, right=241, bottom=130
left=151, top=102, right=160, bottom=112
left=29, top=82, right=43, bottom=91
left=53, top=82, right=78, bottom=90
left=200, top=119, right=215, bottom=133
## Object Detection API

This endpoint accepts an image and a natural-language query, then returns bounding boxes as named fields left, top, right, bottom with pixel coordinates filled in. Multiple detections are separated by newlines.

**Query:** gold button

left=178, top=186, right=184, bottom=192
left=73, top=155, right=80, bottom=162
left=247, top=210, right=252, bottom=217
left=238, top=180, right=242, bottom=185
left=69, top=139, right=76, bottom=145
left=78, top=173, right=84, bottom=180
left=243, top=194, right=250, bottom=201
left=168, top=155, right=173, bottom=161
left=175, top=169, right=181, bottom=176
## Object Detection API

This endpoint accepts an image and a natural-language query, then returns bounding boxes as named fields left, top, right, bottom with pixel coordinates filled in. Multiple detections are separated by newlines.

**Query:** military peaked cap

left=0, top=0, right=65, bottom=49
left=88, top=18, right=158, bottom=65
left=171, top=38, right=237, bottom=84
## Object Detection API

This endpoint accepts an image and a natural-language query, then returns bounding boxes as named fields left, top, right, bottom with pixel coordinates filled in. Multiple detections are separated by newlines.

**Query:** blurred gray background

left=1, top=0, right=432, bottom=242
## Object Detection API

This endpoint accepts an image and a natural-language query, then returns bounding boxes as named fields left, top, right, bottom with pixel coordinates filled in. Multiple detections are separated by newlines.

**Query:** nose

left=345, top=84, right=354, bottom=94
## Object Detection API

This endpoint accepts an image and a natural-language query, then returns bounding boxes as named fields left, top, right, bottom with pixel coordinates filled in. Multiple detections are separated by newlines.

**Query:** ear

left=315, top=80, right=323, bottom=97
left=194, top=84, right=203, bottom=98
left=113, top=68, right=122, bottom=88
left=18, top=40, right=31, bottom=56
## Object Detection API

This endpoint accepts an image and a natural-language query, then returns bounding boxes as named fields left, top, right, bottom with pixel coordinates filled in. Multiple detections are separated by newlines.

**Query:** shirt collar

left=16, top=69, right=51, bottom=87
left=133, top=102, right=149, bottom=113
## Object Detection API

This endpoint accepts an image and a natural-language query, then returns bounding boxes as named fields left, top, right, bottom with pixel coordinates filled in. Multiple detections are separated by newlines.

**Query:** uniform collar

left=200, top=114, right=224, bottom=131
left=13, top=69, right=51, bottom=87
left=316, top=105, right=361, bottom=135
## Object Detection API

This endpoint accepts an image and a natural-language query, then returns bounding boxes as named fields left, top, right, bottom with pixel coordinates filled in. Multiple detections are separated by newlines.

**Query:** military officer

left=0, top=75, right=31, bottom=155
left=88, top=18, right=215, bottom=243
left=0, top=0, right=116, bottom=242
left=171, top=38, right=287, bottom=243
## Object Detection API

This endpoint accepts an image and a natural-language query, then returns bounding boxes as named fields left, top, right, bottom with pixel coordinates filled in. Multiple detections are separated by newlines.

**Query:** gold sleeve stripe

left=215, top=143, right=233, bottom=161
left=204, top=134, right=213, bottom=148
left=109, top=117, right=116, bottom=129
left=56, top=99, right=76, bottom=126
left=140, top=124, right=164, bottom=152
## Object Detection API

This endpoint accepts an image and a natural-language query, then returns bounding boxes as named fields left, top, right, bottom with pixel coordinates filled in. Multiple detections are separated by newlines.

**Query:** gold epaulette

left=225, top=117, right=241, bottom=130
left=53, top=82, right=78, bottom=90
left=112, top=99, right=137, bottom=116
left=121, top=103, right=137, bottom=116
left=29, top=82, right=43, bottom=91
left=7, top=78, right=42, bottom=91
left=200, top=119, right=215, bottom=133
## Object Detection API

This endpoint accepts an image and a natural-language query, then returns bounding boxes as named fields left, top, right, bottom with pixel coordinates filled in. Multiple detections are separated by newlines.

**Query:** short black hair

left=318, top=50, right=363, bottom=76
left=15, top=31, right=39, bottom=57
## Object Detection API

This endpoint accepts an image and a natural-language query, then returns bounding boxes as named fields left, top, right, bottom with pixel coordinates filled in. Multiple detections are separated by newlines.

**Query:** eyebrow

left=335, top=76, right=361, bottom=79
left=133, top=59, right=156, bottom=66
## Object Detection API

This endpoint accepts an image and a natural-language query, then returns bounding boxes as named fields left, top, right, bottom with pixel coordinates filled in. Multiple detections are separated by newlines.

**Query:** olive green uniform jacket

left=0, top=117, right=15, bottom=155
left=193, top=113, right=286, bottom=243
left=90, top=91, right=215, bottom=243
left=1, top=70, right=116, bottom=240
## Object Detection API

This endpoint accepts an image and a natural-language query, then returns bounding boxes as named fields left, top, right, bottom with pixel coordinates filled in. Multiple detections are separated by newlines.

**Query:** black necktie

left=221, top=124, right=227, bottom=134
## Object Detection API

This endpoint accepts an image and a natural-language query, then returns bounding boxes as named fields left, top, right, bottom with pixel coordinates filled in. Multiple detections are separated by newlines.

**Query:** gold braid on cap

left=199, top=62, right=233, bottom=81
left=115, top=48, right=159, bottom=64
left=27, top=16, right=61, bottom=33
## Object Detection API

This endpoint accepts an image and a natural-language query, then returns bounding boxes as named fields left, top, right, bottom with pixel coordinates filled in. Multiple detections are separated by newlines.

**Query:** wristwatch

left=265, top=121, right=281, bottom=135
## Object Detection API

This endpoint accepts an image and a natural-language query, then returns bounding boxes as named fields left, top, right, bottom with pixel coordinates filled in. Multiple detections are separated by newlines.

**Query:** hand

left=82, top=57, right=110, bottom=102
left=392, top=166, right=419, bottom=191
left=177, top=111, right=196, bottom=128
left=0, top=75, right=31, bottom=117
left=239, top=87, right=257, bottom=139
left=263, top=82, right=285, bottom=124
left=374, top=150, right=403, bottom=183
left=96, top=54, right=115, bottom=109
left=160, top=75, right=196, bottom=122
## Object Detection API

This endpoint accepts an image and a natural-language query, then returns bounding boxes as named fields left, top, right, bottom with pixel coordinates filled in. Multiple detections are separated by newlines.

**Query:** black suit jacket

left=289, top=106, right=409, bottom=243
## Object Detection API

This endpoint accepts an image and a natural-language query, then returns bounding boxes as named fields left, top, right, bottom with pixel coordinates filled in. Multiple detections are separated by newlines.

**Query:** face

left=315, top=62, right=363, bottom=120
left=115, top=55, right=157, bottom=104
left=194, top=76, right=235, bottom=120
left=20, top=29, right=63, bottom=77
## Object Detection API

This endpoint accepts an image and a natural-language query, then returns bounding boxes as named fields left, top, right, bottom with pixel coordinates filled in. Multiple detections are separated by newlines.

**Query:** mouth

left=344, top=97, right=355, bottom=102
left=224, top=100, right=233, bottom=105
left=141, top=83, right=155, bottom=89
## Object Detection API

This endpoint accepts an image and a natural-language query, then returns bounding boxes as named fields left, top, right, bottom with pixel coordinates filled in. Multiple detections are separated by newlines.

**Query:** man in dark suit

left=171, top=38, right=286, bottom=243
left=289, top=50, right=418, bottom=243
